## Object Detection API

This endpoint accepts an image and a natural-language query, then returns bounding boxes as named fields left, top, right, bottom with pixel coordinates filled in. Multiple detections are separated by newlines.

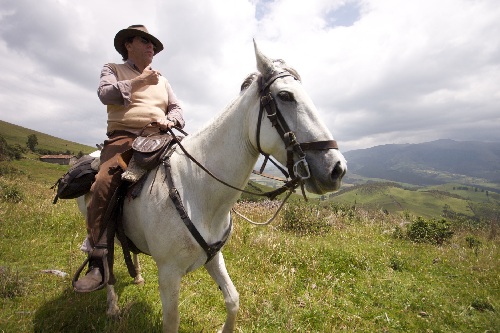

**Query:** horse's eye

left=277, top=91, right=294, bottom=102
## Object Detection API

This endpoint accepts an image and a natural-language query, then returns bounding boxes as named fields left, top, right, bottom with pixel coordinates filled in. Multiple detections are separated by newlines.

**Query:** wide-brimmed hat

left=114, top=25, right=164, bottom=56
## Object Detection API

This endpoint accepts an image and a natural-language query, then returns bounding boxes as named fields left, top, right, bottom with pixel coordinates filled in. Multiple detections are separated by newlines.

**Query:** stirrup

left=72, top=249, right=110, bottom=292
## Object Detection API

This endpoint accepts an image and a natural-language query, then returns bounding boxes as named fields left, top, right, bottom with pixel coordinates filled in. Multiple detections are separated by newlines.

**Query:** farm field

left=0, top=159, right=498, bottom=332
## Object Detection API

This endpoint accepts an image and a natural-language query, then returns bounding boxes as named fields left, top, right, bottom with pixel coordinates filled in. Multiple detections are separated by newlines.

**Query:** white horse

left=78, top=42, right=346, bottom=332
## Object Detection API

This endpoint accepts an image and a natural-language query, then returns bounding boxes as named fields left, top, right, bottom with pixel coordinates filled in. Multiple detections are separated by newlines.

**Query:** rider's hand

left=156, top=117, right=176, bottom=131
left=131, top=67, right=160, bottom=89
left=140, top=67, right=160, bottom=85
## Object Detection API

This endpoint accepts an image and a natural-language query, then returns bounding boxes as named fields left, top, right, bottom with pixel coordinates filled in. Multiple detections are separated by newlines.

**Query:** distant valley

left=1, top=120, right=499, bottom=220
left=343, top=139, right=500, bottom=191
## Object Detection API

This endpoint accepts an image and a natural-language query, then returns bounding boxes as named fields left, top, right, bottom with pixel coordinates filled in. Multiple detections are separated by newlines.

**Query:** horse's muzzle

left=331, top=161, right=346, bottom=182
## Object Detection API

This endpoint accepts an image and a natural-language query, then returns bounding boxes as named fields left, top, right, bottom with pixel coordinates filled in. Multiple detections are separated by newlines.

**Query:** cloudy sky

left=1, top=0, right=499, bottom=152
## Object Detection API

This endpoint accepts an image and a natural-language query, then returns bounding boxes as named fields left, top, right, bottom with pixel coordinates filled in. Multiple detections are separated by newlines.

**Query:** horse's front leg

left=158, top=265, right=182, bottom=333
left=205, top=252, right=239, bottom=333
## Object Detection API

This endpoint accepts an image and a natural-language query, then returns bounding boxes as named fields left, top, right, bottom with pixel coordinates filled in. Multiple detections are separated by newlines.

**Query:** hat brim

left=114, top=28, right=164, bottom=56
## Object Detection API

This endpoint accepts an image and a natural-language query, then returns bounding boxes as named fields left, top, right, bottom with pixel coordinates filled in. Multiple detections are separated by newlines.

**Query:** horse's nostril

left=331, top=161, right=345, bottom=180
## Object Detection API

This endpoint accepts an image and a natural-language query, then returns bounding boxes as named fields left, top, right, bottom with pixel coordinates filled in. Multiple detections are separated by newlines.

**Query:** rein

left=162, top=69, right=339, bottom=229
left=162, top=128, right=296, bottom=226
left=165, top=128, right=299, bottom=201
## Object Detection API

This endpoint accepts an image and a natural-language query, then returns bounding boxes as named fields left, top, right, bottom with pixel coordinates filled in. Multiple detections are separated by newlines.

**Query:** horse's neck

left=174, top=96, right=259, bottom=213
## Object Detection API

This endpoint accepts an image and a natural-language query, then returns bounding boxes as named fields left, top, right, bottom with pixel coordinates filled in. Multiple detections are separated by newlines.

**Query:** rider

left=74, top=25, right=185, bottom=292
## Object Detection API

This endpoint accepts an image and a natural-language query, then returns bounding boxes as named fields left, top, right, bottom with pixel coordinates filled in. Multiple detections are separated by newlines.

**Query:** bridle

left=140, top=68, right=342, bottom=263
left=255, top=70, right=339, bottom=195
left=164, top=69, right=340, bottom=228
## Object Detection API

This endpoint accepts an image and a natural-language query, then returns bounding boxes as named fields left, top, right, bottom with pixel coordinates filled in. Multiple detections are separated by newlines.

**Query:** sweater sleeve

left=165, top=81, right=185, bottom=129
left=97, top=64, right=133, bottom=106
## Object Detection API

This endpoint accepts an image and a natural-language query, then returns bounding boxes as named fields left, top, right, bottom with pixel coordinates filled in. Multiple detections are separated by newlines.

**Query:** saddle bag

left=51, top=155, right=97, bottom=204
left=131, top=134, right=175, bottom=170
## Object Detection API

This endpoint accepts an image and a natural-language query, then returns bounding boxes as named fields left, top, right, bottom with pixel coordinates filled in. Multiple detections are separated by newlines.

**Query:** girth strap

left=163, top=151, right=232, bottom=263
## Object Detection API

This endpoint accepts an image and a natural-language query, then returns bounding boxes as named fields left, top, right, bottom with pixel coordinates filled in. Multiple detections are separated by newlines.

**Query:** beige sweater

left=106, top=63, right=171, bottom=133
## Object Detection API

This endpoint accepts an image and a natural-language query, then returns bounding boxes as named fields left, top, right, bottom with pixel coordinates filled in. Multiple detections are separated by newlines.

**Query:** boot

left=73, top=258, right=103, bottom=292
left=73, top=249, right=108, bottom=293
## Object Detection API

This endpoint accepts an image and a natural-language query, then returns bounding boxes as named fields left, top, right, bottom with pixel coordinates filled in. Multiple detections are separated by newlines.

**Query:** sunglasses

left=137, top=36, right=157, bottom=50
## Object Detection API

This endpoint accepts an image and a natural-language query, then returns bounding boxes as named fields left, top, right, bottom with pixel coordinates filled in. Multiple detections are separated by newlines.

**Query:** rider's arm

left=97, top=64, right=132, bottom=106
left=165, top=81, right=185, bottom=129
left=97, top=63, right=185, bottom=129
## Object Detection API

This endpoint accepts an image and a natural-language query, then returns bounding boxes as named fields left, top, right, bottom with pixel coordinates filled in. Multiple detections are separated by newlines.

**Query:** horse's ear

left=253, top=39, right=275, bottom=76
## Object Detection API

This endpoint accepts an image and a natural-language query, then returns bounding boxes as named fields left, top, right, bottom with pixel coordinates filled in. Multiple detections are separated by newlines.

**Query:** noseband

left=162, top=70, right=341, bottom=232
left=256, top=70, right=339, bottom=183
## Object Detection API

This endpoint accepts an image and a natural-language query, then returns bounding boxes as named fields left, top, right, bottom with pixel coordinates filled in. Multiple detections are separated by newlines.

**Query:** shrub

left=466, top=236, right=482, bottom=249
left=471, top=298, right=495, bottom=312
left=392, top=225, right=405, bottom=239
left=280, top=201, right=330, bottom=235
left=10, top=144, right=24, bottom=160
left=0, top=136, right=24, bottom=161
left=328, top=202, right=357, bottom=221
left=389, top=254, right=406, bottom=271
left=0, top=163, right=20, bottom=176
left=0, top=184, right=24, bottom=203
left=406, top=217, right=454, bottom=245
left=466, top=235, right=482, bottom=256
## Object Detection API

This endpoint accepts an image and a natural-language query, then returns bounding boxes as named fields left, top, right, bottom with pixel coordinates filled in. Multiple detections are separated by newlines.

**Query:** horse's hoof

left=134, top=276, right=145, bottom=285
left=106, top=306, right=120, bottom=318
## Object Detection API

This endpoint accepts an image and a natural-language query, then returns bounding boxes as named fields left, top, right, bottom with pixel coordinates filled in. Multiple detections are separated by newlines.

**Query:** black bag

left=51, top=155, right=97, bottom=204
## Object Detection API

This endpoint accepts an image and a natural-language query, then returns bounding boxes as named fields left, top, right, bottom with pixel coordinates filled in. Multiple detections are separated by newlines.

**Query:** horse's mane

left=240, top=59, right=301, bottom=92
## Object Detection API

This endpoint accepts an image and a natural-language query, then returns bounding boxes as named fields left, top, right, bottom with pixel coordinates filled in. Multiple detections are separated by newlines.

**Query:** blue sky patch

left=326, top=2, right=361, bottom=28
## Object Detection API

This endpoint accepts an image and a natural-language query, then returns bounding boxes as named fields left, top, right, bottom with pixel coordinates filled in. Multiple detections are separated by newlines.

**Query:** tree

left=0, top=135, right=10, bottom=161
left=27, top=134, right=38, bottom=152
left=0, top=135, right=23, bottom=161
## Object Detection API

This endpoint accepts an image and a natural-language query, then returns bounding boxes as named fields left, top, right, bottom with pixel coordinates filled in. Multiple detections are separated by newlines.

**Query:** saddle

left=120, top=133, right=178, bottom=183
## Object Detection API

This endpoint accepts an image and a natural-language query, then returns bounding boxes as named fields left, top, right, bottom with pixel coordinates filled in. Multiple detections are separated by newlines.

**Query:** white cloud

left=0, top=0, right=499, bottom=152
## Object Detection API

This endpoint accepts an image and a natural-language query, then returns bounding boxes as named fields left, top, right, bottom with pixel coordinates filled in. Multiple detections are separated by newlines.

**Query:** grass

left=0, top=163, right=499, bottom=332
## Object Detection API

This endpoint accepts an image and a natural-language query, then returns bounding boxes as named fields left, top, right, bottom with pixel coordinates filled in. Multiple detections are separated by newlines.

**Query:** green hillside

left=328, top=182, right=499, bottom=220
left=0, top=120, right=94, bottom=155
left=1, top=148, right=498, bottom=332
left=1, top=119, right=498, bottom=223
left=0, top=124, right=498, bottom=332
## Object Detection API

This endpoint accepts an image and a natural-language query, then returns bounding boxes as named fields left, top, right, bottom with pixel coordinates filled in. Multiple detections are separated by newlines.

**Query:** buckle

left=293, top=158, right=311, bottom=180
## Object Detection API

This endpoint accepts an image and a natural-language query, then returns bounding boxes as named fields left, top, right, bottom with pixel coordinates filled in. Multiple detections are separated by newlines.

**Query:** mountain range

left=1, top=120, right=499, bottom=191
left=343, top=139, right=500, bottom=189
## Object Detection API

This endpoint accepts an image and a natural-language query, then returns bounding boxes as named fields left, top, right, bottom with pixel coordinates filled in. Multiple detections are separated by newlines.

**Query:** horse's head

left=247, top=41, right=347, bottom=194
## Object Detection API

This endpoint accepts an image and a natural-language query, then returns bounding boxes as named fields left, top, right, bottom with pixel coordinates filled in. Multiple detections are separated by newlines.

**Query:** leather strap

left=72, top=249, right=110, bottom=292
left=300, top=140, right=338, bottom=151
left=163, top=152, right=232, bottom=263
left=255, top=70, right=340, bottom=186
left=166, top=129, right=297, bottom=200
